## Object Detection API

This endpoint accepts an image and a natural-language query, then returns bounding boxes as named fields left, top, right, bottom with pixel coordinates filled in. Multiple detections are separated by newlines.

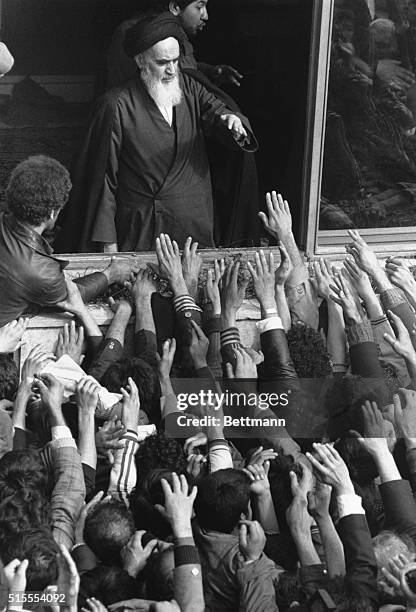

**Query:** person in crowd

left=57, top=11, right=257, bottom=254
left=5, top=181, right=416, bottom=610
left=0, top=155, right=140, bottom=327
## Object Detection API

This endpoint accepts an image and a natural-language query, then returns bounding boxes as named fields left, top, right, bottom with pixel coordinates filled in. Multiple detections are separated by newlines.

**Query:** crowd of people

left=2, top=149, right=416, bottom=612
left=2, top=1, right=416, bottom=610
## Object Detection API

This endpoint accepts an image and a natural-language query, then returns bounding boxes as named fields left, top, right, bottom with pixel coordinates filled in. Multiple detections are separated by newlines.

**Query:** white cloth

left=256, top=316, right=284, bottom=334
left=41, top=355, right=122, bottom=410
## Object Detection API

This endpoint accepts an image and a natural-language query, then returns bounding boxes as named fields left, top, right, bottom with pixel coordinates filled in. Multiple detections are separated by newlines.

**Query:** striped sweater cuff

left=220, top=328, right=241, bottom=347
left=172, top=294, right=202, bottom=313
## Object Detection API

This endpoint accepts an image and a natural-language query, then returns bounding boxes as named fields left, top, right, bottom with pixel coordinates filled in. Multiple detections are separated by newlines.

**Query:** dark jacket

left=0, top=212, right=107, bottom=326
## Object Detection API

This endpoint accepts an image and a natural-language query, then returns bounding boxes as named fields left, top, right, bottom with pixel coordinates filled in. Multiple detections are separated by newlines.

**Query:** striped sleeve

left=108, top=429, right=139, bottom=506
left=172, top=295, right=203, bottom=313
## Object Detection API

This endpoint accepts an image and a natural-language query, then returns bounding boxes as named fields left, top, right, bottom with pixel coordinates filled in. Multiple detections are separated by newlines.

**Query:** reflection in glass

left=320, top=0, right=416, bottom=231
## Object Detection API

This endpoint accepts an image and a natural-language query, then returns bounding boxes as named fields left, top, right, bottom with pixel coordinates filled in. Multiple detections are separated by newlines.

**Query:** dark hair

left=269, top=455, right=302, bottom=534
left=135, top=431, right=187, bottom=483
left=78, top=566, right=141, bottom=608
left=1, top=527, right=58, bottom=591
left=194, top=469, right=251, bottom=533
left=287, top=323, right=332, bottom=378
left=143, top=548, right=175, bottom=601
left=102, top=357, right=160, bottom=423
left=0, top=354, right=19, bottom=401
left=335, top=437, right=378, bottom=485
left=0, top=451, right=50, bottom=538
left=6, top=155, right=71, bottom=225
left=141, top=0, right=194, bottom=11
left=84, top=499, right=135, bottom=564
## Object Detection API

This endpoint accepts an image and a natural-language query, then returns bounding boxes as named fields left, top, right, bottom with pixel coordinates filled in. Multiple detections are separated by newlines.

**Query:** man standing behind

left=58, top=13, right=257, bottom=253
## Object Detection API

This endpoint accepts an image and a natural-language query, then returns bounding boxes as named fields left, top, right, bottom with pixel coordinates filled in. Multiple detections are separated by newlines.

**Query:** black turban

left=123, top=12, right=184, bottom=58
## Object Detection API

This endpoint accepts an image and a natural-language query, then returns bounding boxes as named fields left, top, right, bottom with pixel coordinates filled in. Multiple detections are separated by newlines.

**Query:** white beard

left=141, top=67, right=183, bottom=108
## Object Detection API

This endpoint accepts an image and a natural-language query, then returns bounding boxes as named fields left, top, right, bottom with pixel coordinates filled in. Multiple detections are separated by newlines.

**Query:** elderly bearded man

left=58, top=13, right=257, bottom=253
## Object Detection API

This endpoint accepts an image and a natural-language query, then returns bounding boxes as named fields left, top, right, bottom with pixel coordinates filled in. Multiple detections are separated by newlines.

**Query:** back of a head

left=0, top=354, right=19, bottom=402
left=6, top=155, right=71, bottom=226
left=1, top=527, right=58, bottom=591
left=84, top=499, right=135, bottom=564
left=102, top=356, right=160, bottom=422
left=194, top=469, right=251, bottom=533
left=135, top=431, right=187, bottom=481
left=287, top=322, right=332, bottom=378
left=130, top=469, right=175, bottom=538
left=0, top=450, right=50, bottom=538
left=78, top=566, right=141, bottom=608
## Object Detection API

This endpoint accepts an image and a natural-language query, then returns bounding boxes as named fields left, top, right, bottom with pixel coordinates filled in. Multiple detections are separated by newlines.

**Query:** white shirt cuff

left=256, top=316, right=283, bottom=334
left=336, top=493, right=365, bottom=521
left=51, top=425, right=73, bottom=441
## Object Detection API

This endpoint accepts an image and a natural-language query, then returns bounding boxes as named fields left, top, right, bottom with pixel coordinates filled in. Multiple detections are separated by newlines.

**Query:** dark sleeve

left=379, top=479, right=416, bottom=544
left=82, top=335, right=104, bottom=372
left=380, top=289, right=416, bottom=349
left=192, top=77, right=258, bottom=153
left=260, top=329, right=298, bottom=380
left=87, top=337, right=124, bottom=382
left=134, top=329, right=158, bottom=367
left=32, top=271, right=67, bottom=306
left=71, top=544, right=98, bottom=574
left=13, top=427, right=29, bottom=450
left=82, top=463, right=96, bottom=500
left=74, top=272, right=108, bottom=303
left=337, top=514, right=378, bottom=608
left=346, top=321, right=384, bottom=378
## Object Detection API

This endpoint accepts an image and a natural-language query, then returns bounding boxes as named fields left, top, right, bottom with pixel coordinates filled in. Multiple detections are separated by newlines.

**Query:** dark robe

left=56, top=72, right=257, bottom=253
left=101, top=17, right=260, bottom=248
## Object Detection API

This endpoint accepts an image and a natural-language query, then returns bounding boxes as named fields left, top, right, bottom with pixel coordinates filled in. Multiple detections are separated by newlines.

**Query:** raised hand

left=121, top=530, right=158, bottom=578
left=311, top=258, right=334, bottom=300
left=205, top=258, right=225, bottom=315
left=246, top=446, right=278, bottom=468
left=343, top=257, right=374, bottom=300
left=0, top=317, right=29, bottom=353
left=242, top=462, right=271, bottom=497
left=156, top=234, right=185, bottom=293
left=274, top=242, right=292, bottom=287
left=95, top=416, right=126, bottom=464
left=306, top=443, right=354, bottom=496
left=226, top=346, right=258, bottom=379
left=56, top=320, right=85, bottom=364
left=220, top=261, right=248, bottom=324
left=155, top=472, right=197, bottom=539
left=383, top=310, right=416, bottom=363
left=34, top=373, right=64, bottom=420
left=182, top=236, right=202, bottom=298
left=76, top=378, right=100, bottom=413
left=22, top=344, right=55, bottom=380
left=156, top=338, right=176, bottom=382
left=247, top=250, right=276, bottom=314
left=394, top=390, right=416, bottom=448
left=239, top=520, right=266, bottom=562
left=189, top=321, right=209, bottom=370
left=258, top=191, right=292, bottom=241
left=56, top=543, right=80, bottom=612
left=329, top=268, right=365, bottom=323
left=307, top=480, right=332, bottom=520
left=120, top=376, right=140, bottom=431
left=345, top=229, right=381, bottom=278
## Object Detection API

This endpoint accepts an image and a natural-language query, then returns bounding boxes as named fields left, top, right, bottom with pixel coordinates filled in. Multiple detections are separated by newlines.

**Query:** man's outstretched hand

left=220, top=114, right=248, bottom=143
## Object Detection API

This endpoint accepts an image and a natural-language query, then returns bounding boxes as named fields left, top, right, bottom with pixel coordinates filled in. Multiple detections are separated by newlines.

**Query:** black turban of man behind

left=123, top=12, right=185, bottom=58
